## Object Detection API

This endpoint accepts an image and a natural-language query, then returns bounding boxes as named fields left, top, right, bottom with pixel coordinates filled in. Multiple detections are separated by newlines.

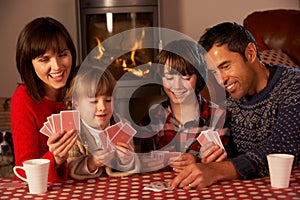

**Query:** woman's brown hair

left=16, top=17, right=77, bottom=102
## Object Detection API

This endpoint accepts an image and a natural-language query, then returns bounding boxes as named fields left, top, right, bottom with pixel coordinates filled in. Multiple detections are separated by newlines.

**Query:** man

left=169, top=22, right=300, bottom=189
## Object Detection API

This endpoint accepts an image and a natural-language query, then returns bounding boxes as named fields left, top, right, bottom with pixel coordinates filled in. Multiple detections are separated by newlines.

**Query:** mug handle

left=13, top=166, right=28, bottom=182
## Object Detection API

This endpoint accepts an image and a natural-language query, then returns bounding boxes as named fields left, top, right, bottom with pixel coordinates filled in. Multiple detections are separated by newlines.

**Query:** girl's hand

left=169, top=153, right=197, bottom=173
left=115, top=142, right=134, bottom=165
left=88, top=149, right=115, bottom=172
left=47, top=129, right=78, bottom=167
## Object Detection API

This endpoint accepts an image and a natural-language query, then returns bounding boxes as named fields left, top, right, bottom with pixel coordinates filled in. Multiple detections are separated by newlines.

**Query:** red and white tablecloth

left=1, top=166, right=299, bottom=200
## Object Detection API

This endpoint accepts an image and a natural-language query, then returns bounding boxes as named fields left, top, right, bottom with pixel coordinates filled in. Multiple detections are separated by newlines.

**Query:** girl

left=66, top=67, right=139, bottom=179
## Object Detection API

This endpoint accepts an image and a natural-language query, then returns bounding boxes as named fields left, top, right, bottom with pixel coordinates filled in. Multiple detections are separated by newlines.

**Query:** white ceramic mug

left=267, top=153, right=294, bottom=188
left=13, top=159, right=50, bottom=194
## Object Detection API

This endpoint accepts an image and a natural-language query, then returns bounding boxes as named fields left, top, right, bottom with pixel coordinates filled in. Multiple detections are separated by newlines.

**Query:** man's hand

left=169, top=161, right=239, bottom=190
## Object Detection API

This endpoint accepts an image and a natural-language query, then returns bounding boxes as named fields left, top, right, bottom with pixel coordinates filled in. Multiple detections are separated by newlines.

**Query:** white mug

left=13, top=159, right=50, bottom=194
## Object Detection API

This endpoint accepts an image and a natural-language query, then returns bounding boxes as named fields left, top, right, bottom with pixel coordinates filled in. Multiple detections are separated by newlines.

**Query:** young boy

left=138, top=39, right=228, bottom=173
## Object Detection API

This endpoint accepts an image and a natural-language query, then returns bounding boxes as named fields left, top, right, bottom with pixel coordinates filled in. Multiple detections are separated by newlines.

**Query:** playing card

left=197, top=132, right=208, bottom=145
left=110, top=122, right=136, bottom=145
left=47, top=116, right=54, bottom=133
left=197, top=130, right=225, bottom=150
left=143, top=181, right=174, bottom=192
left=99, top=131, right=115, bottom=152
left=40, top=124, right=52, bottom=137
left=60, top=110, right=80, bottom=131
left=105, top=122, right=123, bottom=140
left=150, top=151, right=181, bottom=165
left=211, top=131, right=225, bottom=150
left=51, top=113, right=62, bottom=133
left=44, top=121, right=54, bottom=134
left=151, top=150, right=168, bottom=161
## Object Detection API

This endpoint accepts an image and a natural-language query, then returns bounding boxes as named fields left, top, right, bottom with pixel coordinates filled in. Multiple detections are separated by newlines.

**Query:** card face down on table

left=144, top=181, right=174, bottom=192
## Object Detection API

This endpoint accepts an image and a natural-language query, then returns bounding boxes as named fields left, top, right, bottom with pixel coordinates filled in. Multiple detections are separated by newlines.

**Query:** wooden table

left=0, top=166, right=299, bottom=200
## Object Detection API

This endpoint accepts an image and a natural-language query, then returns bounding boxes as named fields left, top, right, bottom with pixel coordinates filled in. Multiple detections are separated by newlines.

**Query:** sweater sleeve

left=43, top=151, right=69, bottom=182
left=11, top=86, right=68, bottom=182
left=68, top=140, right=104, bottom=180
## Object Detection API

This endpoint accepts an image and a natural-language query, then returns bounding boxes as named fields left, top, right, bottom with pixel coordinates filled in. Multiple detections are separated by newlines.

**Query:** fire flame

left=94, top=28, right=150, bottom=77
left=94, top=37, right=105, bottom=60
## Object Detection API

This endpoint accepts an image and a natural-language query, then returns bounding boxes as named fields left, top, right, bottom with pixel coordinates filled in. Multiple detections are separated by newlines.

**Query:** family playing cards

left=40, top=110, right=80, bottom=137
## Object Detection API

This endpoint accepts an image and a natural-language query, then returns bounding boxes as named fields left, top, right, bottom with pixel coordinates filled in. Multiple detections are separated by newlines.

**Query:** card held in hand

left=51, top=113, right=62, bottom=133
left=197, top=129, right=225, bottom=150
left=60, top=110, right=80, bottom=132
left=40, top=124, right=52, bottom=137
left=105, top=122, right=123, bottom=141
left=110, top=122, right=136, bottom=145
left=46, top=116, right=54, bottom=133
left=197, top=132, right=208, bottom=146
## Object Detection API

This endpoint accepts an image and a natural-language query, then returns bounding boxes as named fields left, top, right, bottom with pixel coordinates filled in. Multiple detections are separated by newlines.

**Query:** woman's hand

left=200, top=141, right=227, bottom=163
left=47, top=129, right=78, bottom=167
left=115, top=142, right=134, bottom=165
left=169, top=153, right=197, bottom=173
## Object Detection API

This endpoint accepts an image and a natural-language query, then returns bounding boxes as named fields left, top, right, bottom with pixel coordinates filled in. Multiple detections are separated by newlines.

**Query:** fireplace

left=76, top=0, right=163, bottom=123
left=76, top=0, right=159, bottom=77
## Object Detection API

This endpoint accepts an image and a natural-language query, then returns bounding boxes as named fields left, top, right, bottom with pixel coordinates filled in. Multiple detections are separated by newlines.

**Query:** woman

left=11, top=17, right=78, bottom=182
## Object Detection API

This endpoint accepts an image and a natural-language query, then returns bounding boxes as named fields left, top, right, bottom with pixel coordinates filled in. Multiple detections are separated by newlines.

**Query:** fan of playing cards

left=196, top=129, right=225, bottom=150
left=40, top=110, right=80, bottom=137
left=98, top=121, right=137, bottom=151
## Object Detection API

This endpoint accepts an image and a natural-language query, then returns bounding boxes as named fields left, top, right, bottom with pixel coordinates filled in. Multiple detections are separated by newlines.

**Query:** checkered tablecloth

left=1, top=166, right=299, bottom=200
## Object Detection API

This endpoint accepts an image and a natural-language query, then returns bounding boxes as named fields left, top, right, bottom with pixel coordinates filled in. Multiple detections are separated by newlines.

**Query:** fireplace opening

left=77, top=0, right=160, bottom=81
